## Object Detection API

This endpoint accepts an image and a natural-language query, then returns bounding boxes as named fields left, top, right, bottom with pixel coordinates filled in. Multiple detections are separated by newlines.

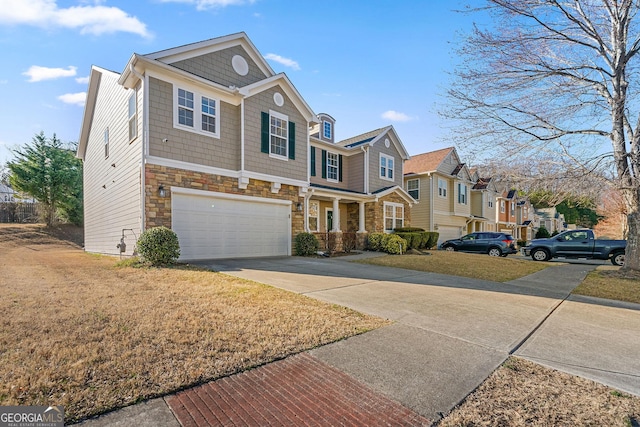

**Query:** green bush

left=425, top=231, right=440, bottom=249
left=393, top=227, right=425, bottom=233
left=395, top=231, right=429, bottom=250
left=535, top=227, right=551, bottom=238
left=137, top=226, right=180, bottom=266
left=368, top=232, right=385, bottom=251
left=383, top=234, right=407, bottom=254
left=295, top=232, right=319, bottom=256
left=517, top=239, right=527, bottom=248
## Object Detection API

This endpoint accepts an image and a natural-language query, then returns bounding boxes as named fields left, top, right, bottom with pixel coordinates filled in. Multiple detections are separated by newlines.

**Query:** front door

left=326, top=209, right=333, bottom=232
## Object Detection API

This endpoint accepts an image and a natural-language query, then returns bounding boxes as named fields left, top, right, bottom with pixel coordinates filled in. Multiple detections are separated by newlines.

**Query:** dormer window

left=323, top=121, right=332, bottom=140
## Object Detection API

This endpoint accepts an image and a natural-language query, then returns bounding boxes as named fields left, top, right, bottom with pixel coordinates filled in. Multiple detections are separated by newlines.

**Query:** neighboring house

left=0, top=184, right=15, bottom=203
left=77, top=32, right=413, bottom=260
left=307, top=114, right=414, bottom=249
left=516, top=199, right=535, bottom=242
left=469, top=171, right=499, bottom=234
left=403, top=147, right=475, bottom=243
left=535, top=207, right=567, bottom=234
left=496, top=189, right=518, bottom=235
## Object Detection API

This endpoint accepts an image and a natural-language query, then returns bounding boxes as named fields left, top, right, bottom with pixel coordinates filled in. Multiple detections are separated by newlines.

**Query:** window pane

left=388, top=159, right=393, bottom=179
left=202, top=114, right=216, bottom=133
left=271, top=136, right=287, bottom=156
left=179, top=108, right=193, bottom=127
left=178, top=89, right=193, bottom=108
left=202, top=97, right=215, bottom=115
left=385, top=218, right=393, bottom=230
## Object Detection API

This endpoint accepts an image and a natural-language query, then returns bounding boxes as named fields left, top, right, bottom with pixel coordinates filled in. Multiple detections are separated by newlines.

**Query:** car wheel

left=488, top=247, right=502, bottom=257
left=531, top=248, right=550, bottom=262
left=611, top=252, right=625, bottom=266
left=443, top=245, right=456, bottom=252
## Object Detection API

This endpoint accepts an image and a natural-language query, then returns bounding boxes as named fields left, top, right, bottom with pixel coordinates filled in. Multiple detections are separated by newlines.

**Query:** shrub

left=535, top=227, right=551, bottom=239
left=383, top=234, right=407, bottom=254
left=367, top=232, right=385, bottom=251
left=517, top=239, right=527, bottom=248
left=343, top=232, right=357, bottom=253
left=426, top=232, right=439, bottom=249
left=295, top=232, right=319, bottom=256
left=136, top=226, right=180, bottom=266
left=326, top=232, right=337, bottom=254
left=393, top=227, right=425, bottom=233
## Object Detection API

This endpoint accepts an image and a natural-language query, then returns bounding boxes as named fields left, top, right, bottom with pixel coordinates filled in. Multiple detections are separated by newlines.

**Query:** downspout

left=429, top=173, right=434, bottom=231
left=240, top=96, right=245, bottom=172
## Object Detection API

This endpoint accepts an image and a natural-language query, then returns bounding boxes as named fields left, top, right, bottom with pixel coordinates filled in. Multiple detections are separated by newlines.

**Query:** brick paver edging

left=165, top=352, right=430, bottom=426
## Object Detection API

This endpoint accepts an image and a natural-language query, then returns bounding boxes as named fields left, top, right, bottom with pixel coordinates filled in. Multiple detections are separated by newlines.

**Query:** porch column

left=332, top=197, right=341, bottom=232
left=358, top=201, right=366, bottom=233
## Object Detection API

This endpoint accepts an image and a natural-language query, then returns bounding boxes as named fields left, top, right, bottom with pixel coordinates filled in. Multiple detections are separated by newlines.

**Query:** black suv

left=440, top=232, right=517, bottom=257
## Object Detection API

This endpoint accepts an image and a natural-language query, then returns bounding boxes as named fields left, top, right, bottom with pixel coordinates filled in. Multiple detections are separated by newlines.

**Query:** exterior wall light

left=158, top=185, right=166, bottom=198
left=296, top=202, right=303, bottom=212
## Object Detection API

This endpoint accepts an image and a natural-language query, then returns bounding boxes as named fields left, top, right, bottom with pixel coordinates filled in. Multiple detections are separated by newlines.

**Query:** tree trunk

left=624, top=198, right=640, bottom=271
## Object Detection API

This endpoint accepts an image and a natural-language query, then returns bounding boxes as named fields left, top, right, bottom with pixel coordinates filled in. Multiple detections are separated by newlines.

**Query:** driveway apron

left=198, top=256, right=617, bottom=421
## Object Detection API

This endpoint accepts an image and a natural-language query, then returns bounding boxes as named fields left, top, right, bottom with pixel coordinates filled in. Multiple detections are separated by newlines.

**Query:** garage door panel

left=172, top=192, right=290, bottom=260
left=437, top=226, right=461, bottom=245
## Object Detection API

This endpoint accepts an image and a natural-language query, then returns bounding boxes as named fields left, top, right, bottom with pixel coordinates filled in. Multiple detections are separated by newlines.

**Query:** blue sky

left=0, top=0, right=484, bottom=166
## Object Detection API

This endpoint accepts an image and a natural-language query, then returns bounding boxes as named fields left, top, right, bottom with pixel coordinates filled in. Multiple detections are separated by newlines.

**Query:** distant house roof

left=337, top=128, right=386, bottom=148
left=506, top=189, right=517, bottom=199
left=472, top=177, right=492, bottom=190
left=451, top=163, right=465, bottom=176
left=522, top=220, right=532, bottom=226
left=403, top=147, right=454, bottom=175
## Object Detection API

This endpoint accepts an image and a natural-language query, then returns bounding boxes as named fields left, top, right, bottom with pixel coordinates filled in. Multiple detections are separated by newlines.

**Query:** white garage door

left=437, top=226, right=461, bottom=245
left=172, top=189, right=291, bottom=260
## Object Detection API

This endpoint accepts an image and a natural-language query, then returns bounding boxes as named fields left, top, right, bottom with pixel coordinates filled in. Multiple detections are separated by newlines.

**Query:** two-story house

left=306, top=114, right=414, bottom=249
left=77, top=33, right=413, bottom=260
left=496, top=189, right=518, bottom=235
left=403, top=147, right=475, bottom=243
left=469, top=171, right=499, bottom=234
left=516, top=199, right=535, bottom=242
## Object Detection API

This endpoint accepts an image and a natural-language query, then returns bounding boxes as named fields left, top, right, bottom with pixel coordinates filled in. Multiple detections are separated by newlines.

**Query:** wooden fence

left=0, top=202, right=40, bottom=223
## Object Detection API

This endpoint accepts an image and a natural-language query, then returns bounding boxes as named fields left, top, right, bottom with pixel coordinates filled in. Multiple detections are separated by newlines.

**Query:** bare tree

left=446, top=0, right=640, bottom=270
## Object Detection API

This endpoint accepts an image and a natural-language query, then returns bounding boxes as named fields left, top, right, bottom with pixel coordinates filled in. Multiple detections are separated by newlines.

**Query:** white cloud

left=264, top=53, right=300, bottom=71
left=58, top=92, right=86, bottom=106
left=76, top=76, right=90, bottom=84
left=0, top=0, right=151, bottom=38
left=381, top=110, right=414, bottom=122
left=23, top=65, right=77, bottom=82
left=158, top=0, right=255, bottom=11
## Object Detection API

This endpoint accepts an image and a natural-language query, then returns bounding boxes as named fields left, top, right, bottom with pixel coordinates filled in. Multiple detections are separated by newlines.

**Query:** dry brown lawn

left=439, top=357, right=640, bottom=427
left=0, top=224, right=388, bottom=423
left=573, top=266, right=640, bottom=304
left=357, top=251, right=550, bottom=282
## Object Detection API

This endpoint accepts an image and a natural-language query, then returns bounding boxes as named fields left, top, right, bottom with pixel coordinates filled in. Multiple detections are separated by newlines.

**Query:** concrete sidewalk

left=77, top=254, right=640, bottom=425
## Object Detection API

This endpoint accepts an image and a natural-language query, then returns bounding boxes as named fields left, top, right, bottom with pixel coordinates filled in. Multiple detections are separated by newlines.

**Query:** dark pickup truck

left=522, top=229, right=626, bottom=266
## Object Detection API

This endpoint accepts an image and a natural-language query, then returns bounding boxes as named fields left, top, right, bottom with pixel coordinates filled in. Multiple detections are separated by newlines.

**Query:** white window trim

left=380, top=153, right=395, bottom=181
left=104, top=127, right=109, bottom=159
left=383, top=201, right=404, bottom=232
left=173, top=84, right=221, bottom=139
left=500, top=200, right=506, bottom=213
left=268, top=109, right=289, bottom=160
left=438, top=178, right=447, bottom=198
left=458, top=183, right=468, bottom=205
left=128, top=92, right=137, bottom=142
left=326, top=151, right=339, bottom=182
left=407, top=178, right=419, bottom=200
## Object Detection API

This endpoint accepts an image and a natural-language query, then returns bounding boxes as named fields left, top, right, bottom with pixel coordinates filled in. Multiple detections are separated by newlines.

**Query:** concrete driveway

left=198, top=254, right=640, bottom=421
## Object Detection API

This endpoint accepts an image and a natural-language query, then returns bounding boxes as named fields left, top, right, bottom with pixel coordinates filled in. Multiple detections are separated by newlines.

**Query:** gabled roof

left=472, top=177, right=493, bottom=190
left=119, top=32, right=274, bottom=88
left=77, top=65, right=121, bottom=160
left=403, top=147, right=454, bottom=175
left=318, top=126, right=410, bottom=160
left=238, top=73, right=317, bottom=123
left=451, top=163, right=465, bottom=176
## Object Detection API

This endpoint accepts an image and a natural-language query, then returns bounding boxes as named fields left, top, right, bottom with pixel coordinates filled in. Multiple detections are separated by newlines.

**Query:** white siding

left=82, top=69, right=143, bottom=255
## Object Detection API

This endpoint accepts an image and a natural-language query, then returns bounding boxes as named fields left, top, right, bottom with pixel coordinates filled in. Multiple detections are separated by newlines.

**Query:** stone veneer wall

left=365, top=193, right=412, bottom=234
left=144, top=164, right=305, bottom=251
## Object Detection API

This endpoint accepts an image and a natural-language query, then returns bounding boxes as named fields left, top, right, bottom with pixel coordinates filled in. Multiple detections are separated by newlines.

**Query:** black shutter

left=321, top=150, right=327, bottom=179
left=261, top=112, right=269, bottom=153
left=288, top=121, right=295, bottom=159
left=310, top=147, right=316, bottom=176
left=338, top=154, right=343, bottom=182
